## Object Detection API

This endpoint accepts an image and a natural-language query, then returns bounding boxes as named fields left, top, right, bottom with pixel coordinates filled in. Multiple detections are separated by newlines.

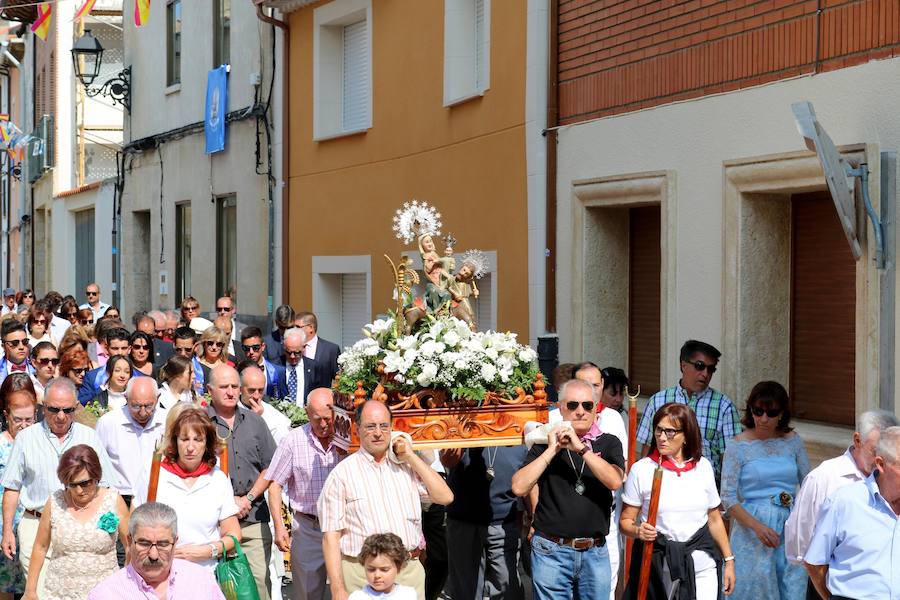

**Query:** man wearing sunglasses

left=215, top=295, right=247, bottom=361
left=512, top=379, right=625, bottom=600
left=1, top=378, right=116, bottom=584
left=282, top=328, right=325, bottom=407
left=0, top=320, right=34, bottom=383
left=636, top=339, right=741, bottom=486
left=79, top=282, right=110, bottom=322
left=240, top=327, right=287, bottom=401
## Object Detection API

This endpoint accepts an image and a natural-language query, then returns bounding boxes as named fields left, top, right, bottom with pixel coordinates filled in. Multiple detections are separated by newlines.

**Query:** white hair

left=876, top=426, right=900, bottom=465
left=129, top=502, right=178, bottom=538
left=857, top=409, right=899, bottom=439
left=126, top=375, right=159, bottom=398
left=283, top=327, right=308, bottom=346
left=558, top=379, right=595, bottom=404
left=44, top=377, right=77, bottom=403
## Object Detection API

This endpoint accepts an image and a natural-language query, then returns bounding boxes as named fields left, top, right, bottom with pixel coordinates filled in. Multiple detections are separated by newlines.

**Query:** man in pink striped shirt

left=267, top=388, right=343, bottom=600
left=318, top=400, right=454, bottom=600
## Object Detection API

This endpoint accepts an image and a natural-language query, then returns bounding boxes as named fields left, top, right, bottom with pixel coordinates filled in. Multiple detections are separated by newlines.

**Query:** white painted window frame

left=443, top=0, right=491, bottom=107
left=311, top=255, right=372, bottom=345
left=313, top=0, right=373, bottom=140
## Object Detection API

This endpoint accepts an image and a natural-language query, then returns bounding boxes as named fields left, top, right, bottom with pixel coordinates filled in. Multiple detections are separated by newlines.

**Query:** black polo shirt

left=524, top=433, right=624, bottom=539
left=206, top=406, right=277, bottom=524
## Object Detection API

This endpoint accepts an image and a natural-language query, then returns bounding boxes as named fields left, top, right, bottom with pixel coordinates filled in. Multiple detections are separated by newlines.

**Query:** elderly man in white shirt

left=0, top=377, right=117, bottom=586
left=784, top=409, right=899, bottom=598
left=96, top=377, right=168, bottom=504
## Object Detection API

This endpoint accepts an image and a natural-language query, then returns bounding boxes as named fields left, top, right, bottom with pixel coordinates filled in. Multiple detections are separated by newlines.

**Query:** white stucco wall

left=556, top=56, right=900, bottom=398
left=120, top=0, right=278, bottom=318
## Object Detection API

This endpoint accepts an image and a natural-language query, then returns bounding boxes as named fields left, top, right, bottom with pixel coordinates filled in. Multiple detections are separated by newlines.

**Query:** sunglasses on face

left=751, top=406, right=782, bottom=419
left=86, top=291, right=98, bottom=296
left=242, top=344, right=262, bottom=353
left=79, top=319, right=94, bottom=326
left=70, top=367, right=90, bottom=376
left=3, top=339, right=26, bottom=348
left=205, top=341, right=225, bottom=348
left=23, top=293, right=33, bottom=298
left=687, top=360, right=717, bottom=375
left=35, top=357, right=60, bottom=366
left=285, top=349, right=303, bottom=357
left=66, top=478, right=96, bottom=490
left=32, top=318, right=47, bottom=325
left=132, top=344, right=149, bottom=351
left=216, top=306, right=233, bottom=313
left=66, top=312, right=78, bottom=318
left=565, top=400, right=595, bottom=412
left=183, top=305, right=199, bottom=312
left=45, top=406, right=77, bottom=415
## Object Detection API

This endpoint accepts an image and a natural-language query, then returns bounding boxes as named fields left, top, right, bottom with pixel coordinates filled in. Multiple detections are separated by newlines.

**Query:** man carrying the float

left=511, top=379, right=625, bottom=600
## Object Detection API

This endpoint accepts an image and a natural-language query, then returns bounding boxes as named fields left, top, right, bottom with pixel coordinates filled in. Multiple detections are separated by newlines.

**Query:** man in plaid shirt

left=636, top=340, right=741, bottom=486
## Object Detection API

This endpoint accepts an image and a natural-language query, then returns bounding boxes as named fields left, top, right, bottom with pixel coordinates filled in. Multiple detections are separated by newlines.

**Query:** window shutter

left=75, top=209, right=96, bottom=296
left=474, top=0, right=485, bottom=90
left=475, top=272, right=494, bottom=331
left=342, top=21, right=368, bottom=132
left=340, top=273, right=368, bottom=349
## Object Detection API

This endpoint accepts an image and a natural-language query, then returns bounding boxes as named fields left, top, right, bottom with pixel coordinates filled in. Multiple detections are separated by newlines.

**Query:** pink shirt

left=317, top=447, right=428, bottom=556
left=87, top=559, right=225, bottom=599
left=267, top=424, right=343, bottom=515
left=303, top=335, right=319, bottom=360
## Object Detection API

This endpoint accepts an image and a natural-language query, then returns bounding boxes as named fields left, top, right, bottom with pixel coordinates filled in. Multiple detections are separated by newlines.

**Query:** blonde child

left=349, top=533, right=417, bottom=599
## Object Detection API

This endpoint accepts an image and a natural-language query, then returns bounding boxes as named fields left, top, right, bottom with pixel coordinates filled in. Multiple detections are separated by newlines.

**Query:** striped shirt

left=267, top=424, right=342, bottom=515
left=1, top=421, right=118, bottom=510
left=317, top=448, right=427, bottom=556
left=635, top=384, right=741, bottom=483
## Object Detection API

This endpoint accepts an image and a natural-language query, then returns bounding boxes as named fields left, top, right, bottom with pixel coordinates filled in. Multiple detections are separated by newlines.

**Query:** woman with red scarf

left=132, top=407, right=241, bottom=569
left=620, top=403, right=736, bottom=599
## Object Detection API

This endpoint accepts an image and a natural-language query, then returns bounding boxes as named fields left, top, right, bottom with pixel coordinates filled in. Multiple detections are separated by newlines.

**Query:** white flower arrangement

left=336, top=315, right=540, bottom=403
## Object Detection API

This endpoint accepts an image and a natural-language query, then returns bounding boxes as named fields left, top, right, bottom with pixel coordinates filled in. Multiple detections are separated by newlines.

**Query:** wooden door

left=790, top=192, right=856, bottom=425
left=628, top=206, right=661, bottom=396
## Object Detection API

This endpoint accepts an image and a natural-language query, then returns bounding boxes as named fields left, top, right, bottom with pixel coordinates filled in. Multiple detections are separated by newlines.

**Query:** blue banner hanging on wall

left=205, top=66, right=228, bottom=154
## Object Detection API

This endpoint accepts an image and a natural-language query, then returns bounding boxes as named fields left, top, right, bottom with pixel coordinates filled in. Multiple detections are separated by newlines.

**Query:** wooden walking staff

left=622, top=385, right=641, bottom=585
left=637, top=463, right=664, bottom=600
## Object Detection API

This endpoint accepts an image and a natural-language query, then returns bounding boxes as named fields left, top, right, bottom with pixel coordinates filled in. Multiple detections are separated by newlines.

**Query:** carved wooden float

left=333, top=373, right=550, bottom=451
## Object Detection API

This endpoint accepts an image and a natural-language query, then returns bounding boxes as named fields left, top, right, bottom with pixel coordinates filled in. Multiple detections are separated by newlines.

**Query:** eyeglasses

left=362, top=422, right=391, bottom=433
left=35, top=357, right=60, bottom=366
left=242, top=344, right=262, bottom=353
left=285, top=349, right=303, bottom=357
left=205, top=341, right=225, bottom=348
left=128, top=403, right=157, bottom=413
left=79, top=319, right=94, bottom=326
left=85, top=291, right=99, bottom=297
left=69, top=367, right=90, bottom=376
left=134, top=539, right=174, bottom=552
left=65, top=312, right=78, bottom=318
left=45, top=405, right=77, bottom=415
left=66, top=478, right=96, bottom=490
left=216, top=305, right=233, bottom=313
left=654, top=426, right=683, bottom=440
left=174, top=347, right=193, bottom=355
left=3, top=338, right=26, bottom=348
left=183, top=304, right=199, bottom=311
left=565, top=400, right=595, bottom=412
left=687, top=360, right=717, bottom=375
left=23, top=293, right=33, bottom=298
left=32, top=318, right=47, bottom=325
left=132, top=344, right=149, bottom=351
left=9, top=416, right=34, bottom=426
left=751, top=406, right=782, bottom=419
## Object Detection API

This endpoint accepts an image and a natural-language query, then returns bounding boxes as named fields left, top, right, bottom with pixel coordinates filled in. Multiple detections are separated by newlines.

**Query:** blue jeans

left=530, top=534, right=611, bottom=600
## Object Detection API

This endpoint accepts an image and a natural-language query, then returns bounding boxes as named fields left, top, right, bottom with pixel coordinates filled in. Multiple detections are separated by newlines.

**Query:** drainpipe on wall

left=255, top=2, right=289, bottom=319
left=545, top=0, right=558, bottom=335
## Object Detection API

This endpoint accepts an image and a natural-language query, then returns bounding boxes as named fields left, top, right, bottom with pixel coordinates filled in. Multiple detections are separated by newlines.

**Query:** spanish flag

left=134, top=0, right=150, bottom=27
left=31, top=3, right=52, bottom=41
left=74, top=0, right=98, bottom=21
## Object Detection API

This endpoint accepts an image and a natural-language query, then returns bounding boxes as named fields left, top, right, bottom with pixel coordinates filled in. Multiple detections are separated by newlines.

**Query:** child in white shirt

left=348, top=533, right=417, bottom=600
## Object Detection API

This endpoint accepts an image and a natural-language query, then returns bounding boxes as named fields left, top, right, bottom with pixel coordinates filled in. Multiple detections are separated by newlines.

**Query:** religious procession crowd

left=0, top=285, right=893, bottom=600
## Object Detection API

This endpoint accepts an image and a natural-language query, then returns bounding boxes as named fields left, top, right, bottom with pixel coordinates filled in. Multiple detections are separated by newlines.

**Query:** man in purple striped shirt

left=266, top=387, right=344, bottom=600
left=88, top=502, right=224, bottom=599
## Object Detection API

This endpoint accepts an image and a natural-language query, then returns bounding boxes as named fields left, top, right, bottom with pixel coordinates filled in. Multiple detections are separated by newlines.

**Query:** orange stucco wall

left=286, top=1, right=531, bottom=339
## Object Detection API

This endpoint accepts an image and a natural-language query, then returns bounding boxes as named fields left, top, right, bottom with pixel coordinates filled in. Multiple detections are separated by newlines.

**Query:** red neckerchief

left=160, top=457, right=213, bottom=479
left=649, top=449, right=697, bottom=477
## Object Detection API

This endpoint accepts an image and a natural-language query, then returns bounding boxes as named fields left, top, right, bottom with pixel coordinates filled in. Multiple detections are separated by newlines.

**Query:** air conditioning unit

left=25, top=114, right=53, bottom=183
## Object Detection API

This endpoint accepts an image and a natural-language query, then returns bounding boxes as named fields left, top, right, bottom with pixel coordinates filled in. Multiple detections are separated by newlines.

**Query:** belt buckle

left=773, top=492, right=793, bottom=508
left=571, top=537, right=593, bottom=551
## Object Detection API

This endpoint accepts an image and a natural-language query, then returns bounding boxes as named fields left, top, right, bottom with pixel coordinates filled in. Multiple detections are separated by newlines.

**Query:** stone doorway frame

left=567, top=170, right=677, bottom=386
left=721, top=144, right=881, bottom=417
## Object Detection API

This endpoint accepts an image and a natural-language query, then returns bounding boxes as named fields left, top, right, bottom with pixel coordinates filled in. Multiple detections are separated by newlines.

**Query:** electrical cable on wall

left=157, top=144, right=164, bottom=263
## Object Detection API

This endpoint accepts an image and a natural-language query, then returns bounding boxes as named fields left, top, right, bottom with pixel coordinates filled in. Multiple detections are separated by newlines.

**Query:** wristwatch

left=209, top=543, right=219, bottom=559
left=246, top=492, right=256, bottom=503
left=577, top=445, right=590, bottom=456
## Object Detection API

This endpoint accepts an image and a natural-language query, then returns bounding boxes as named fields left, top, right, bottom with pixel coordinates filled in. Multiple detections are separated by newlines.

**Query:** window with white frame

left=313, top=0, right=372, bottom=140
left=312, top=256, right=372, bottom=349
left=443, top=0, right=490, bottom=106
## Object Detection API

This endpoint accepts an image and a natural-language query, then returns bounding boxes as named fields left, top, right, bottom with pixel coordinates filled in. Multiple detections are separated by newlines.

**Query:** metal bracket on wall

left=846, top=163, right=885, bottom=269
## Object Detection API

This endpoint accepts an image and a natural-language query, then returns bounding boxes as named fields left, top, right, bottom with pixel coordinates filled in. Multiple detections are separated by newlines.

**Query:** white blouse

left=622, top=455, right=721, bottom=572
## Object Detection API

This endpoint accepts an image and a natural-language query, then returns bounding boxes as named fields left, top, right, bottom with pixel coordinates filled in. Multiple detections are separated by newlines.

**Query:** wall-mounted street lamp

left=71, top=30, right=131, bottom=112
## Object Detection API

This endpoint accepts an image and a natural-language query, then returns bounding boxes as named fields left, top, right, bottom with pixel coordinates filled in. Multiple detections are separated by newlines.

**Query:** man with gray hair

left=96, top=377, right=168, bottom=505
left=785, top=409, right=899, bottom=599
left=1, top=377, right=117, bottom=583
left=282, top=327, right=322, bottom=407
left=804, top=425, right=900, bottom=599
left=88, top=502, right=225, bottom=599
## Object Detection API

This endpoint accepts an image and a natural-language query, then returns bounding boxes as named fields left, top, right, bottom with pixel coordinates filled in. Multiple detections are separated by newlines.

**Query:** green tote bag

left=215, top=534, right=261, bottom=600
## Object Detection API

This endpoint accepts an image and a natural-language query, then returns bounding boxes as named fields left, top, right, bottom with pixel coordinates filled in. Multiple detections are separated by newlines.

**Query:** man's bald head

left=240, top=365, right=267, bottom=389
left=213, top=316, right=232, bottom=335
left=240, top=365, right=267, bottom=411
left=137, top=316, right=155, bottom=336
left=306, top=388, right=334, bottom=440
left=210, top=363, right=239, bottom=388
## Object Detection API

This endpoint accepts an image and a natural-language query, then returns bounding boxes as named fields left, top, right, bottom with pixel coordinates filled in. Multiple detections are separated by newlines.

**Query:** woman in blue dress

left=721, top=381, right=810, bottom=600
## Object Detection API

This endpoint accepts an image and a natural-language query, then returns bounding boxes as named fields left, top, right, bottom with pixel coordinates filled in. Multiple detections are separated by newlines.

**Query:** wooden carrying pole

left=623, top=385, right=640, bottom=585
left=146, top=447, right=162, bottom=503
left=637, top=465, right=664, bottom=600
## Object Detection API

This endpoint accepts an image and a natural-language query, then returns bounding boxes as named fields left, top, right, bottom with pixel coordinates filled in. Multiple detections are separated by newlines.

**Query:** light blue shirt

left=805, top=474, right=900, bottom=599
